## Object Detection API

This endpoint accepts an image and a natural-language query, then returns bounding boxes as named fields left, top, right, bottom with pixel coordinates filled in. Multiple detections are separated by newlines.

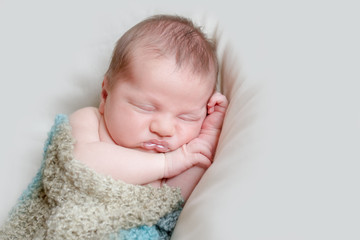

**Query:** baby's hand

left=204, top=92, right=228, bottom=134
left=163, top=92, right=228, bottom=178
left=191, top=92, right=228, bottom=161
left=163, top=144, right=212, bottom=178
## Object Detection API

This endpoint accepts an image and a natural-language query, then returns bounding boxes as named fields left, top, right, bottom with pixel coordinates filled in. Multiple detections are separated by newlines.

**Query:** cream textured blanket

left=0, top=115, right=183, bottom=240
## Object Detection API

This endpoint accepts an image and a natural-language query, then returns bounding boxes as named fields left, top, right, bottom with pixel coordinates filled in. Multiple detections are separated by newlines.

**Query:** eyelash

left=178, top=116, right=199, bottom=122
left=133, top=104, right=155, bottom=112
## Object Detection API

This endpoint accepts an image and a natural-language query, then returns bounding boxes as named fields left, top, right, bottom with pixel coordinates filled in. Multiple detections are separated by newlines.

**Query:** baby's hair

left=105, top=14, right=218, bottom=88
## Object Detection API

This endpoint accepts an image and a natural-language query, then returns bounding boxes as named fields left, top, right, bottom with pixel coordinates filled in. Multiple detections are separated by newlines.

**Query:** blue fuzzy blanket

left=0, top=115, right=183, bottom=240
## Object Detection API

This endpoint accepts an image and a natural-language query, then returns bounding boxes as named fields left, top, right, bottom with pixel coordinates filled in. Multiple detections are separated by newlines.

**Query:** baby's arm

left=70, top=107, right=211, bottom=185
left=164, top=92, right=228, bottom=199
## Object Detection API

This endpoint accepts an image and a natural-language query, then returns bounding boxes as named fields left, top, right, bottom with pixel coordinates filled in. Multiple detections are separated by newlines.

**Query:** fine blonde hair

left=105, top=14, right=218, bottom=88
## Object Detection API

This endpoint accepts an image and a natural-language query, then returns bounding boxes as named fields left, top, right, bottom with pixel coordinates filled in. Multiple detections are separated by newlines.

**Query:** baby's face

left=101, top=52, right=215, bottom=153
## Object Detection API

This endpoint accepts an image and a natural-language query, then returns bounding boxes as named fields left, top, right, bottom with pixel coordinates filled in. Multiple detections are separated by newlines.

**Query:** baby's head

left=105, top=14, right=218, bottom=89
left=100, top=15, right=219, bottom=152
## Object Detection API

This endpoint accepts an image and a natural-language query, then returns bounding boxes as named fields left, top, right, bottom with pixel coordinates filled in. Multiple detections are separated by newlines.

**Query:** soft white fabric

left=172, top=3, right=360, bottom=239
left=1, top=1, right=359, bottom=239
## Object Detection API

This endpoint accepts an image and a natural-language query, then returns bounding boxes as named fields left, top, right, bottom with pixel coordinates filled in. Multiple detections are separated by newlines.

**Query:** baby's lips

left=154, top=144, right=169, bottom=153
left=143, top=141, right=169, bottom=153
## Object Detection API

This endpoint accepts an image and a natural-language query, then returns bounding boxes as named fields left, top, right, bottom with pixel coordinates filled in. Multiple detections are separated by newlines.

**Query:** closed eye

left=178, top=114, right=201, bottom=122
left=132, top=103, right=156, bottom=113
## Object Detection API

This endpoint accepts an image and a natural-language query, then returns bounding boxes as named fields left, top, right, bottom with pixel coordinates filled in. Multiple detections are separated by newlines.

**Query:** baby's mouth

left=143, top=140, right=170, bottom=153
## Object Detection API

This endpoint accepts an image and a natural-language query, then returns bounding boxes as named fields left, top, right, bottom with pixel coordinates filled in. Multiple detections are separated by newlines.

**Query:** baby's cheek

left=182, top=124, right=202, bottom=143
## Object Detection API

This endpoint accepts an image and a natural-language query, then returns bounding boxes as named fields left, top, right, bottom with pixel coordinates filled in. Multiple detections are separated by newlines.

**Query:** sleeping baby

left=0, top=14, right=227, bottom=240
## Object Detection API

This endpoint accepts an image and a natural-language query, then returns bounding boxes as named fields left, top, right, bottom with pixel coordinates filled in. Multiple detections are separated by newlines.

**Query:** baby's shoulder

left=69, top=107, right=101, bottom=143
left=70, top=107, right=100, bottom=122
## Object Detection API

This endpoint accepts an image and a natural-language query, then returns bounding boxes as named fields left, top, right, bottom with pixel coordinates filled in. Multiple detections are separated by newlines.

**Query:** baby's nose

left=150, top=115, right=175, bottom=137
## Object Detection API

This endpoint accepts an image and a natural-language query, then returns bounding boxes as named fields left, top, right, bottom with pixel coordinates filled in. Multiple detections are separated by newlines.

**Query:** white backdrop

left=1, top=1, right=359, bottom=239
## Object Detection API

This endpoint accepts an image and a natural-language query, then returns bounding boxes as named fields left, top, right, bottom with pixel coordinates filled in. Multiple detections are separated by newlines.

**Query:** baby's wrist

left=163, top=153, right=168, bottom=178
left=163, top=147, right=187, bottom=178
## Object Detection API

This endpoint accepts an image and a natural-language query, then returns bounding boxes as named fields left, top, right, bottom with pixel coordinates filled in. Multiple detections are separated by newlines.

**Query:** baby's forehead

left=132, top=40, right=217, bottom=76
left=129, top=47, right=217, bottom=84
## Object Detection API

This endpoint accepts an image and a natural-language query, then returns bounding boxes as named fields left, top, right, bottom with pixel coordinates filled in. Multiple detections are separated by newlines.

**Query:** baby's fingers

left=193, top=153, right=212, bottom=169
left=207, top=92, right=228, bottom=114
left=187, top=139, right=213, bottom=161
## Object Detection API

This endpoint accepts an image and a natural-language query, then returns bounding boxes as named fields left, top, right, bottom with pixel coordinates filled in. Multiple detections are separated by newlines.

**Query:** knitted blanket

left=0, top=115, right=183, bottom=240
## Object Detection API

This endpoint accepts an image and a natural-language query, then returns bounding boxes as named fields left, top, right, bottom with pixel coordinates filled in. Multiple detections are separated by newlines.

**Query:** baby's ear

left=99, top=77, right=109, bottom=114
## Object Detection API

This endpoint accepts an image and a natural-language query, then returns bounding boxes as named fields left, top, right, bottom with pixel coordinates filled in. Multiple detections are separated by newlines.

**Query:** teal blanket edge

left=2, top=114, right=182, bottom=240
